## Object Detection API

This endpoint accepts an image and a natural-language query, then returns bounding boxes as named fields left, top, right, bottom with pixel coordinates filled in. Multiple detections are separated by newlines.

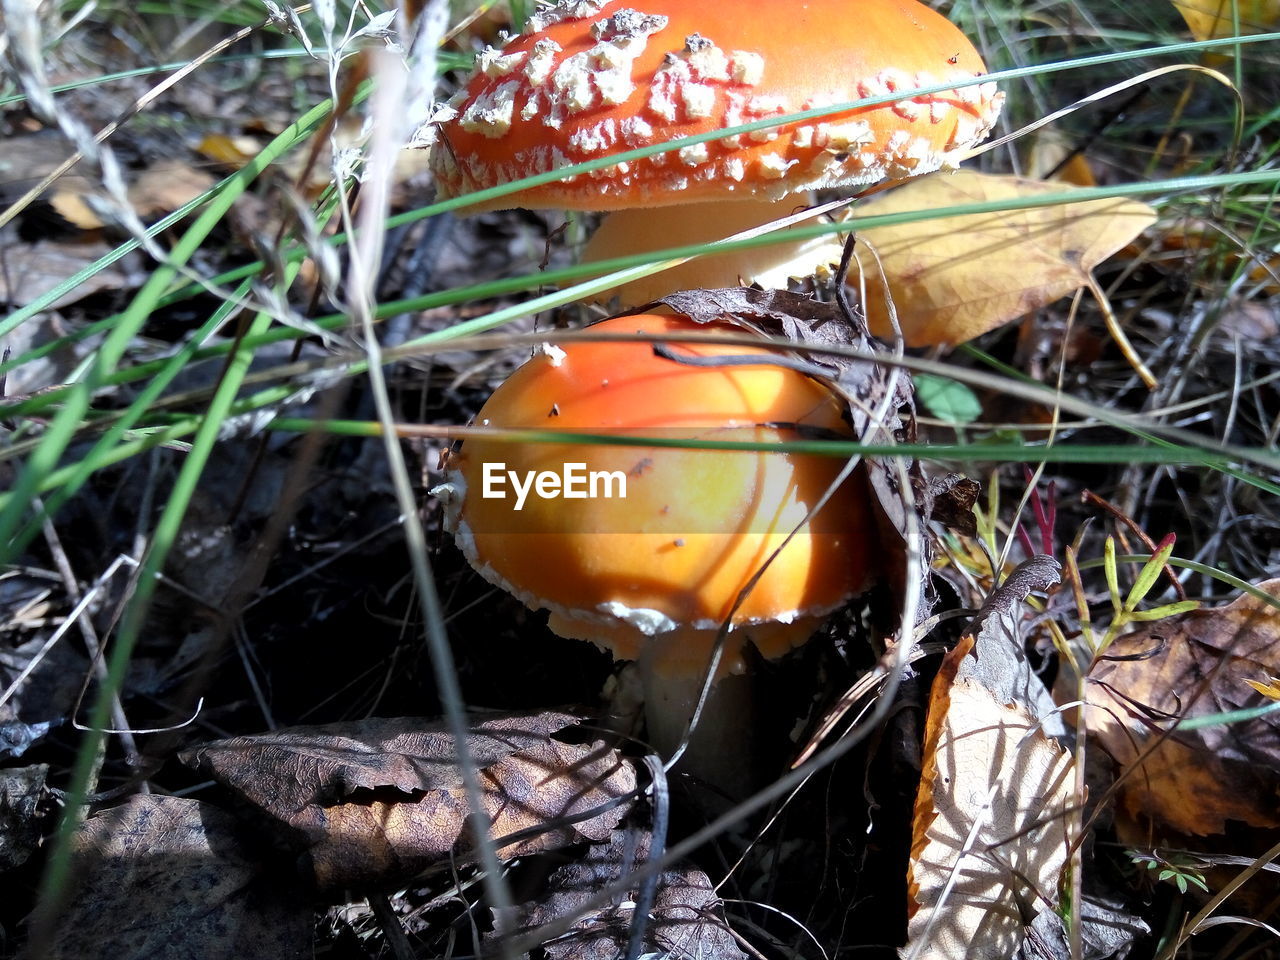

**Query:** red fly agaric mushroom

left=433, top=313, right=873, bottom=793
left=429, top=0, right=1002, bottom=211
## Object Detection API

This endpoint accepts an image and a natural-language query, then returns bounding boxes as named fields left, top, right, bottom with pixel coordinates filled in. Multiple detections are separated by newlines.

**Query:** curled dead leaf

left=1085, top=580, right=1280, bottom=836
left=906, top=558, right=1074, bottom=960
left=494, top=829, right=746, bottom=960
left=181, top=711, right=637, bottom=891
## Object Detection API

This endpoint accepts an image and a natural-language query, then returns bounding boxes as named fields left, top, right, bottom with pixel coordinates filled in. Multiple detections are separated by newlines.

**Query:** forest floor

left=1, top=1, right=1279, bottom=958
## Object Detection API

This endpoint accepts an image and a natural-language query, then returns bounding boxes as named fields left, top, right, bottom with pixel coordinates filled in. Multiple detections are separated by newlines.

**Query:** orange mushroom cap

left=435, top=313, right=873, bottom=675
left=430, top=0, right=1002, bottom=211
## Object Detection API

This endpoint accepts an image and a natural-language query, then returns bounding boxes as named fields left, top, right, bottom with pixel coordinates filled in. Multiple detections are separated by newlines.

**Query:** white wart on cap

left=430, top=0, right=1003, bottom=211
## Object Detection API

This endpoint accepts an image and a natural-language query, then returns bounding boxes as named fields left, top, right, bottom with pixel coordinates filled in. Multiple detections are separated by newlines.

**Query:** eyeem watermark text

left=482, top=462, right=627, bottom=511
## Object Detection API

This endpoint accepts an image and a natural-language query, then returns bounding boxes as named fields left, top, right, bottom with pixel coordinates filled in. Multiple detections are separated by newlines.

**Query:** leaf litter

left=50, top=795, right=312, bottom=960
left=181, top=710, right=637, bottom=892
left=905, top=555, right=1076, bottom=960
left=493, top=829, right=746, bottom=960
left=0, top=763, right=47, bottom=871
left=2, top=1, right=1278, bottom=956
left=905, top=554, right=1153, bottom=960
left=1085, top=579, right=1280, bottom=837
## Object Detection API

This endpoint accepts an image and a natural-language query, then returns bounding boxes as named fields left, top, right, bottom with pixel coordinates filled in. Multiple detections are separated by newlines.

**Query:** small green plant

left=1052, top=533, right=1201, bottom=677
left=1130, top=850, right=1211, bottom=896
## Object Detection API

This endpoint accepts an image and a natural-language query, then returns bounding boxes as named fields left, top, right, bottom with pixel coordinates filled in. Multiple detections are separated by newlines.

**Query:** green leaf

left=914, top=373, right=982, bottom=425
left=1126, top=600, right=1201, bottom=621
left=1104, top=537, right=1122, bottom=613
left=1125, top=534, right=1177, bottom=611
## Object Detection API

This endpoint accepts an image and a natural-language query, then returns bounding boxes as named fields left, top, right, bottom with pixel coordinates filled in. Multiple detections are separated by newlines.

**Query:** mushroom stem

left=633, top=616, right=830, bottom=802
left=582, top=197, right=844, bottom=309
left=638, top=654, right=762, bottom=803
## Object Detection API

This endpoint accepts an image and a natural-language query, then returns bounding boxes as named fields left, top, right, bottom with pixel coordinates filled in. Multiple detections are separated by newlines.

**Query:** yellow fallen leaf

left=1025, top=130, right=1097, bottom=187
left=126, top=164, right=217, bottom=219
left=1244, top=675, right=1280, bottom=700
left=1171, top=0, right=1280, bottom=41
left=47, top=189, right=104, bottom=230
left=196, top=133, right=263, bottom=168
left=852, top=170, right=1156, bottom=347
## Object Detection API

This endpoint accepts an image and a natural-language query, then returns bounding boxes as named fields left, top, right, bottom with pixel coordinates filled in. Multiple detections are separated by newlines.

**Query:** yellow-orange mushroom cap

left=435, top=314, right=873, bottom=676
left=430, top=0, right=1003, bottom=211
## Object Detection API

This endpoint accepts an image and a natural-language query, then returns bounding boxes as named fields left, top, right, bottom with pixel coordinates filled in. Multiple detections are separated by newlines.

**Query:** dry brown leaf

left=1171, top=0, right=1280, bottom=40
left=853, top=170, right=1156, bottom=346
left=0, top=764, right=47, bottom=871
left=906, top=557, right=1075, bottom=960
left=0, top=237, right=133, bottom=308
left=51, top=795, right=310, bottom=960
left=495, top=829, right=746, bottom=960
left=1151, top=219, right=1280, bottom=296
left=0, top=131, right=101, bottom=229
left=0, top=132, right=211, bottom=230
left=1214, top=299, right=1279, bottom=339
left=182, top=711, right=636, bottom=891
left=126, top=164, right=217, bottom=219
left=1085, top=580, right=1280, bottom=836
left=0, top=131, right=79, bottom=191
left=927, top=475, right=981, bottom=538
